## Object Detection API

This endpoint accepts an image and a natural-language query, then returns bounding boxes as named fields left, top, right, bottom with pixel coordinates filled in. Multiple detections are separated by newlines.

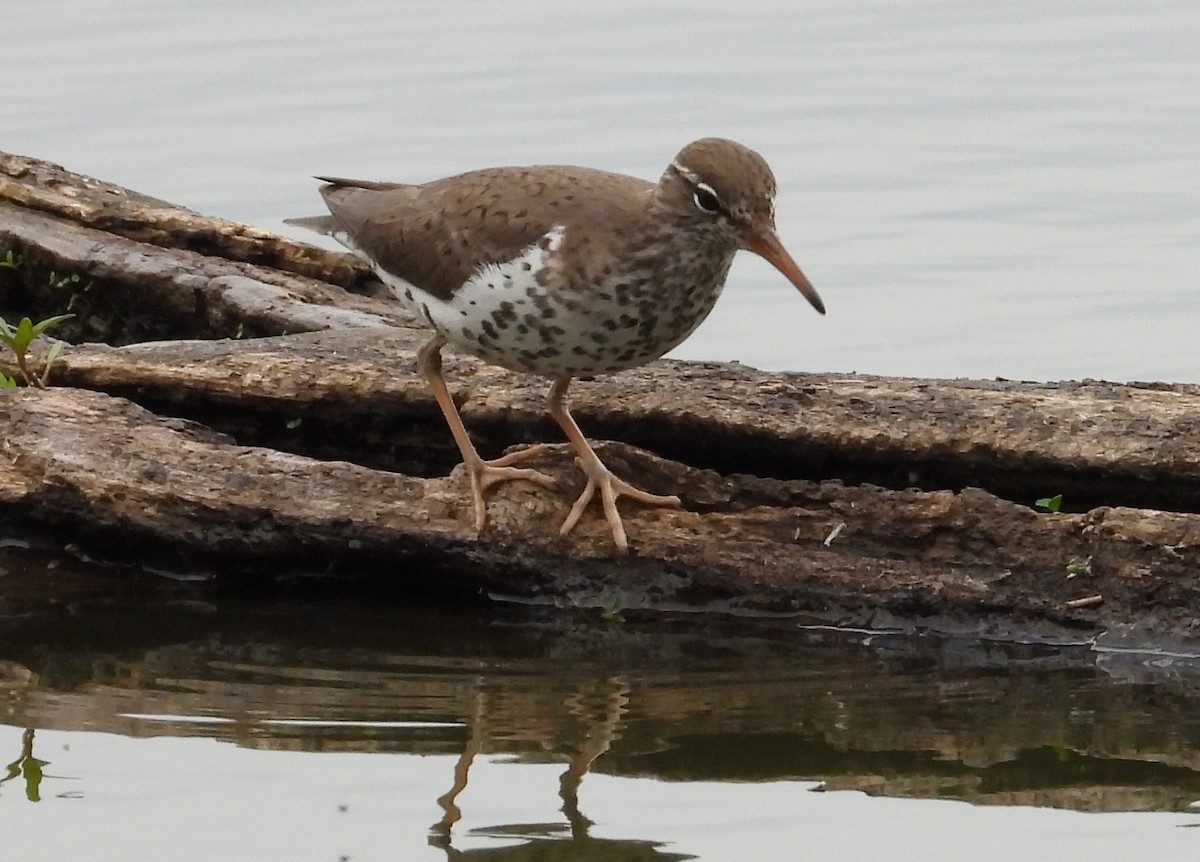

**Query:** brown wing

left=317, top=166, right=653, bottom=301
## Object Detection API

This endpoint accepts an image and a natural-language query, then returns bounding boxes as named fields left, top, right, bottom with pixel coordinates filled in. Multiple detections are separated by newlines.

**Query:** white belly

left=371, top=225, right=729, bottom=378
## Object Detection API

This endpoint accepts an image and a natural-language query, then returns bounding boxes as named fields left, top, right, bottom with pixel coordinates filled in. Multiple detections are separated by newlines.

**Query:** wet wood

left=2, top=150, right=1199, bottom=639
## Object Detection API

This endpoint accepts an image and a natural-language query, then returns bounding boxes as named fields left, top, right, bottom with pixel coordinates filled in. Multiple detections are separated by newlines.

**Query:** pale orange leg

left=418, top=336, right=555, bottom=531
left=546, top=377, right=681, bottom=551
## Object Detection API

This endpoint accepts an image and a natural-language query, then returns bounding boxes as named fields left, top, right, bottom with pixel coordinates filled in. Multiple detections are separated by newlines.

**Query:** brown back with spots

left=318, top=166, right=655, bottom=301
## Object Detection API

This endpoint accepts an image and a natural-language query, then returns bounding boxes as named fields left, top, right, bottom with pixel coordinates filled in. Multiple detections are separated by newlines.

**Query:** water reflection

left=3, top=553, right=1200, bottom=854
left=2, top=728, right=46, bottom=802
left=429, top=684, right=692, bottom=859
left=429, top=675, right=624, bottom=837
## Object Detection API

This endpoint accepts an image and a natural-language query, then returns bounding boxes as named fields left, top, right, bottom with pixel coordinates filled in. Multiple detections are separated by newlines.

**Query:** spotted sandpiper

left=287, top=138, right=824, bottom=551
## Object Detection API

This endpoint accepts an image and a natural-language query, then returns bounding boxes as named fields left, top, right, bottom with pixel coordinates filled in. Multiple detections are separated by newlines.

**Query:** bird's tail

left=282, top=215, right=337, bottom=236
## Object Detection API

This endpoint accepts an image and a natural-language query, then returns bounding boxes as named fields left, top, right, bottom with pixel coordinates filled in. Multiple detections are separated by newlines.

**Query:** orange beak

left=744, top=225, right=825, bottom=315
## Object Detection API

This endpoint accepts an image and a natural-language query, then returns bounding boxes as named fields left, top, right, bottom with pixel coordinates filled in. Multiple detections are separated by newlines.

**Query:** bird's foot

left=560, top=459, right=682, bottom=552
left=465, top=447, right=557, bottom=532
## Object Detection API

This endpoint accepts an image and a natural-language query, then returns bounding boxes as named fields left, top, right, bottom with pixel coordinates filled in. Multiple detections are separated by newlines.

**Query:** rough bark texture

left=2, top=151, right=1199, bottom=641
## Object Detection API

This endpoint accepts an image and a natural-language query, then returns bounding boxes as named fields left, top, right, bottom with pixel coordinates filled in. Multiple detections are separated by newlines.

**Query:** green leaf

left=1035, top=493, right=1063, bottom=513
left=0, top=314, right=74, bottom=365
left=12, top=317, right=35, bottom=353
left=28, top=313, right=74, bottom=339
left=0, top=372, right=16, bottom=388
left=1065, top=556, right=1092, bottom=578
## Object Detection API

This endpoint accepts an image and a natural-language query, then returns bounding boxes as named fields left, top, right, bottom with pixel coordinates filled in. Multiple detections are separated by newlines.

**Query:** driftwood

left=2, top=151, right=1199, bottom=640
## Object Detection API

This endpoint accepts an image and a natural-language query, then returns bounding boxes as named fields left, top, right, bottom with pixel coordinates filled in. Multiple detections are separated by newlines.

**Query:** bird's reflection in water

left=2, top=728, right=47, bottom=802
left=428, top=676, right=692, bottom=860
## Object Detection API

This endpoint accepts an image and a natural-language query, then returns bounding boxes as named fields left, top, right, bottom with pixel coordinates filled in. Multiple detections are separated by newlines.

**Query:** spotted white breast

left=370, top=224, right=730, bottom=379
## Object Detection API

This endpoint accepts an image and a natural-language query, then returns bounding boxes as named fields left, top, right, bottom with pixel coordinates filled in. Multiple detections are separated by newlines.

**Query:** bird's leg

left=546, top=377, right=681, bottom=551
left=418, top=335, right=555, bottom=531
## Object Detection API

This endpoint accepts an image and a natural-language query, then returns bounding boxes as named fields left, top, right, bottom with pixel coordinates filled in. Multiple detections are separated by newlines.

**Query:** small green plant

left=46, top=269, right=91, bottom=311
left=0, top=371, right=16, bottom=389
left=1066, top=556, right=1092, bottom=578
left=1035, top=494, right=1063, bottom=514
left=49, top=271, right=81, bottom=291
left=598, top=599, right=626, bottom=625
left=0, top=314, right=73, bottom=388
left=0, top=249, right=22, bottom=270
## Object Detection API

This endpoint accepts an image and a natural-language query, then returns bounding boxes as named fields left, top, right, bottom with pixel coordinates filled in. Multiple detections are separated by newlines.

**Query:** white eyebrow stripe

left=670, top=160, right=701, bottom=184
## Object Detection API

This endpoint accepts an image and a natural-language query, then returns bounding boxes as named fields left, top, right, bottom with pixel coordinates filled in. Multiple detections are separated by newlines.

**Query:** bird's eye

left=692, top=183, right=722, bottom=214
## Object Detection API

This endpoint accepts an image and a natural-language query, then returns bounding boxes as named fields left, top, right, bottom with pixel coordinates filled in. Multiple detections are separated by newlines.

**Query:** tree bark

left=2, top=151, right=1199, bottom=640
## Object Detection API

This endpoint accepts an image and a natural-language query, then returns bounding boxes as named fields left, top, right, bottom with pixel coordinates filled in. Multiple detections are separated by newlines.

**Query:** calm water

left=6, top=1, right=1199, bottom=382
left=5, top=3, right=1200, bottom=859
left=4, top=545, right=1200, bottom=860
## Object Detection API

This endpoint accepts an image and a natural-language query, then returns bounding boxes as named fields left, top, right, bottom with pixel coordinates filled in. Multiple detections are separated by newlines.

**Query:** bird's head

left=660, top=137, right=825, bottom=315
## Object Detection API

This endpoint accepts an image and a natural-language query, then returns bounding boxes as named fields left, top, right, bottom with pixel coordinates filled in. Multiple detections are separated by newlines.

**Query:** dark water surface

left=3, top=544, right=1200, bottom=860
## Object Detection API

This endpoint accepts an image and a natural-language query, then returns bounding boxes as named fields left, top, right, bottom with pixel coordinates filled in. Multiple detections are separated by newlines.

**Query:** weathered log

left=2, top=151, right=1199, bottom=639
left=0, top=152, right=416, bottom=343
left=0, top=151, right=363, bottom=285
left=4, top=336, right=1200, bottom=638
left=30, top=329, right=1200, bottom=513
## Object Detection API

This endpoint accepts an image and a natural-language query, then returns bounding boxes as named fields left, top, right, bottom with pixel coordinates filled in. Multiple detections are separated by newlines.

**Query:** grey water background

left=4, top=2, right=1200, bottom=860
left=9, top=0, right=1198, bottom=383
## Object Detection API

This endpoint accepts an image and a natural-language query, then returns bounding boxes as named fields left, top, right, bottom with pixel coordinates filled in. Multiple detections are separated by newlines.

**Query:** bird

left=287, top=137, right=825, bottom=551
